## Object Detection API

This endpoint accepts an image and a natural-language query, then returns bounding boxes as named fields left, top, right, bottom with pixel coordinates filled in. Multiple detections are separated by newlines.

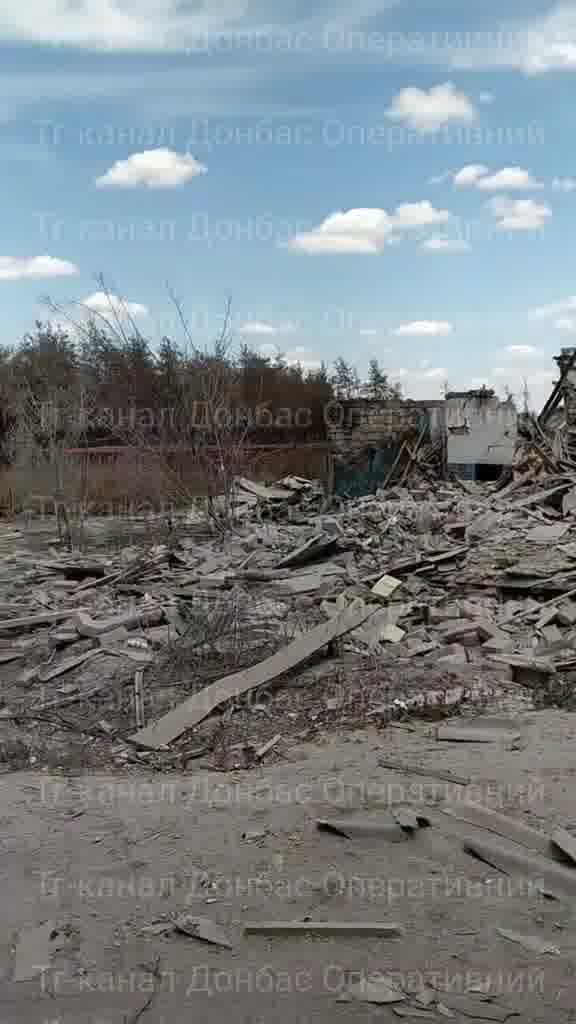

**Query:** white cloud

left=287, top=202, right=450, bottom=255
left=513, top=5, right=576, bottom=74
left=239, top=320, right=297, bottom=337
left=386, top=82, right=477, bottom=132
left=96, top=149, right=206, bottom=188
left=392, top=320, right=453, bottom=337
left=82, top=291, right=149, bottom=318
left=0, top=255, right=79, bottom=281
left=453, top=165, right=543, bottom=190
left=285, top=346, right=322, bottom=371
left=422, top=238, right=471, bottom=253
left=437, top=5, right=576, bottom=75
left=287, top=233, right=381, bottom=255
left=393, top=200, right=451, bottom=228
left=487, top=196, right=552, bottom=230
left=552, top=177, right=576, bottom=192
left=529, top=296, right=576, bottom=319
left=0, top=0, right=394, bottom=51
left=477, top=167, right=543, bottom=191
left=453, top=164, right=490, bottom=187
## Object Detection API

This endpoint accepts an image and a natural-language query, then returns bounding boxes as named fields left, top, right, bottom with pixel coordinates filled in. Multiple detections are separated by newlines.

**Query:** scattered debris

left=371, top=574, right=402, bottom=599
left=463, top=836, right=576, bottom=900
left=173, top=915, right=233, bottom=949
left=340, top=975, right=407, bottom=1005
left=436, top=992, right=517, bottom=1021
left=276, top=531, right=339, bottom=569
left=4, top=458, right=576, bottom=772
left=496, top=928, right=560, bottom=955
left=550, top=827, right=576, bottom=864
left=379, top=760, right=471, bottom=787
left=392, top=807, right=431, bottom=831
left=0, top=608, right=88, bottom=632
left=255, top=733, right=282, bottom=759
left=441, top=802, right=551, bottom=856
left=130, top=604, right=374, bottom=750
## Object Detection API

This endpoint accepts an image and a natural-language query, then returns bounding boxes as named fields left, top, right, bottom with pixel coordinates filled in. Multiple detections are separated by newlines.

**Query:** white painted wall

left=446, top=396, right=517, bottom=466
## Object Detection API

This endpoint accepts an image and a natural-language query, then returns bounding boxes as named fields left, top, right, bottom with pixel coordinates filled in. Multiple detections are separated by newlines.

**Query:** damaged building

left=327, top=388, right=518, bottom=494
left=445, top=389, right=517, bottom=482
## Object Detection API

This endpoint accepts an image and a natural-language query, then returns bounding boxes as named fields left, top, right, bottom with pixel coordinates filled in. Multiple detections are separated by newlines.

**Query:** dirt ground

left=3, top=708, right=576, bottom=1022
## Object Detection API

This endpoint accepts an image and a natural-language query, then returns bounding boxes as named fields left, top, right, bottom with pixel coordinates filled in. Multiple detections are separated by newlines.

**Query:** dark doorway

left=475, top=463, right=504, bottom=482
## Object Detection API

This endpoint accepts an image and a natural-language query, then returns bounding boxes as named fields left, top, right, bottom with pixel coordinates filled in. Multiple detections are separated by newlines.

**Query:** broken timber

left=130, top=605, right=374, bottom=750
left=0, top=608, right=88, bottom=632
left=243, top=921, right=404, bottom=938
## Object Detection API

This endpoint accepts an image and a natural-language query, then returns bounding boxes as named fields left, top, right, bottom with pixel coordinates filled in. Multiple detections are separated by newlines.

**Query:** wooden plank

left=0, top=608, right=87, bottom=632
left=130, top=605, right=374, bottom=750
left=276, top=532, right=338, bottom=570
left=463, top=836, right=576, bottom=900
left=243, top=921, right=404, bottom=937
left=39, top=648, right=100, bottom=683
left=441, top=803, right=550, bottom=855
left=499, top=482, right=571, bottom=512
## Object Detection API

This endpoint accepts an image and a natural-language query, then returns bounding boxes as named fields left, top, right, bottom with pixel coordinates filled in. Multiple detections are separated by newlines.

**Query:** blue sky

left=1, top=1, right=576, bottom=407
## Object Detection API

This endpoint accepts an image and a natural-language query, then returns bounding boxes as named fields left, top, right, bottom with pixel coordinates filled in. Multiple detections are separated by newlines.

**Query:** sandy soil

left=3, top=708, right=576, bottom=1022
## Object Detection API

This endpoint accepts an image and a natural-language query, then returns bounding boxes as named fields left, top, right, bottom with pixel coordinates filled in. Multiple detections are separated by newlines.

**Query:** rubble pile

left=3, top=467, right=576, bottom=771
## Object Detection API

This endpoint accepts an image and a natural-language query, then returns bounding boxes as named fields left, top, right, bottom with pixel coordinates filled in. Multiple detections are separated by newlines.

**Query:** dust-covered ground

left=3, top=709, right=576, bottom=1022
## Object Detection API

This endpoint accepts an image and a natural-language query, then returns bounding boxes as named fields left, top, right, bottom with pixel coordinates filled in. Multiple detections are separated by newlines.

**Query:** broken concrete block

left=437, top=645, right=468, bottom=666
left=340, top=975, right=406, bottom=1005
left=406, top=642, right=439, bottom=658
left=488, top=653, right=555, bottom=686
left=438, top=621, right=481, bottom=646
left=428, top=604, right=461, bottom=624
left=475, top=619, right=503, bottom=642
left=371, top=574, right=402, bottom=599
left=527, top=523, right=570, bottom=543
left=481, top=631, right=513, bottom=653
left=540, top=623, right=563, bottom=647
left=381, top=624, right=406, bottom=644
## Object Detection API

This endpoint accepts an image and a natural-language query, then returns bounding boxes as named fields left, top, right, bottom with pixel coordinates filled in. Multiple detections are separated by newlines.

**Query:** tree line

left=0, top=319, right=403, bottom=462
